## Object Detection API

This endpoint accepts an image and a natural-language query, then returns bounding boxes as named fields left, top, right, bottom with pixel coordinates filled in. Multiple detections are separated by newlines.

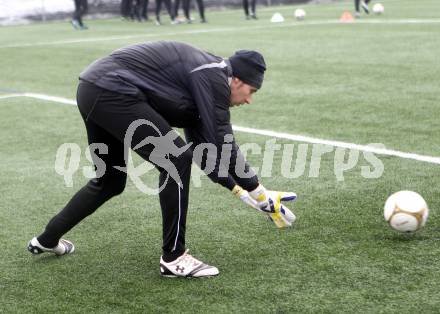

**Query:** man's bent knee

left=87, top=172, right=127, bottom=198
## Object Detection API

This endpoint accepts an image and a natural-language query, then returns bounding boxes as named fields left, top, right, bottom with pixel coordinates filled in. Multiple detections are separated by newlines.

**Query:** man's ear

left=232, top=77, right=243, bottom=86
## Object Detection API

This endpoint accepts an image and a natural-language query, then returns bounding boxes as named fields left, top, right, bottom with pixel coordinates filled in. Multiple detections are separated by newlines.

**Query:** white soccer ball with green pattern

left=384, top=191, right=429, bottom=233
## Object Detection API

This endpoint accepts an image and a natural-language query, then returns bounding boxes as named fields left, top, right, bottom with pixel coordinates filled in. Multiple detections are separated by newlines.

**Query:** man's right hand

left=249, top=184, right=297, bottom=228
left=232, top=185, right=260, bottom=211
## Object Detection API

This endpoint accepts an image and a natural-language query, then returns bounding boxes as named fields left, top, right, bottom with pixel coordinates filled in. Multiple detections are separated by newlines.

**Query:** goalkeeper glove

left=249, top=184, right=297, bottom=228
left=232, top=185, right=260, bottom=211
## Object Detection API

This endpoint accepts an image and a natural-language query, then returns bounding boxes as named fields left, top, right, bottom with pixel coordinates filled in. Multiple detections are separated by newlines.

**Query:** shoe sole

left=27, top=238, right=75, bottom=256
left=160, top=273, right=218, bottom=278
left=160, top=264, right=219, bottom=278
left=28, top=243, right=44, bottom=255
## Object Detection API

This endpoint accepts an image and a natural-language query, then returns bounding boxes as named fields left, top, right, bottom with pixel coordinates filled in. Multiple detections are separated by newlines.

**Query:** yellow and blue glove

left=233, top=184, right=297, bottom=228
left=232, top=185, right=260, bottom=211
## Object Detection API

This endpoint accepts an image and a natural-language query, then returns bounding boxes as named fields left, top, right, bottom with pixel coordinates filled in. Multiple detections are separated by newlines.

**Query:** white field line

left=232, top=126, right=440, bottom=165
left=22, top=92, right=77, bottom=105
left=1, top=18, right=440, bottom=49
left=0, top=93, right=24, bottom=99
left=1, top=92, right=439, bottom=165
left=0, top=92, right=77, bottom=105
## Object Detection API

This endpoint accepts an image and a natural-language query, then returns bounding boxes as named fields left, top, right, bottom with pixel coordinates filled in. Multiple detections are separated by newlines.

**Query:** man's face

left=230, top=78, right=258, bottom=107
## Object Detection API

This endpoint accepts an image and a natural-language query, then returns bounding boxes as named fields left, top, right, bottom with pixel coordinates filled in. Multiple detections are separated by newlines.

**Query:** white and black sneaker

left=160, top=250, right=219, bottom=278
left=27, top=237, right=75, bottom=256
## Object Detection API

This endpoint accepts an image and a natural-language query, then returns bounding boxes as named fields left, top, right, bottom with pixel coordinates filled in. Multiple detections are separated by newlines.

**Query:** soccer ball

left=294, top=8, right=306, bottom=21
left=384, top=191, right=429, bottom=233
left=373, top=3, right=384, bottom=14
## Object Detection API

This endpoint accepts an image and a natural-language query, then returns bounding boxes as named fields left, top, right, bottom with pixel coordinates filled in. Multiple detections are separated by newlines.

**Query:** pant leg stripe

left=172, top=186, right=181, bottom=252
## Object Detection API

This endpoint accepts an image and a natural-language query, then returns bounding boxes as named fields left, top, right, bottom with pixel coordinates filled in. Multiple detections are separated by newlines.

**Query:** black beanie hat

left=229, top=50, right=266, bottom=89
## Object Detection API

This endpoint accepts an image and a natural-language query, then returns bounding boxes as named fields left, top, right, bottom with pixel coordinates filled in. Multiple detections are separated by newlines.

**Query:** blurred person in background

left=121, top=0, right=133, bottom=20
left=155, top=0, right=175, bottom=25
left=131, top=0, right=143, bottom=21
left=193, top=0, right=207, bottom=23
left=174, top=0, right=206, bottom=23
left=354, top=0, right=371, bottom=18
left=72, top=0, right=88, bottom=29
left=243, top=0, right=257, bottom=20
left=140, top=0, right=150, bottom=21
left=173, top=0, right=183, bottom=20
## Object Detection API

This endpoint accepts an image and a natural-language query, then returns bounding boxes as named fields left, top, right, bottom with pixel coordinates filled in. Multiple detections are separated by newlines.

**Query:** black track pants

left=155, top=0, right=174, bottom=21
left=38, top=81, right=191, bottom=260
left=243, top=0, right=256, bottom=16
left=354, top=0, right=371, bottom=12
left=73, top=0, right=88, bottom=25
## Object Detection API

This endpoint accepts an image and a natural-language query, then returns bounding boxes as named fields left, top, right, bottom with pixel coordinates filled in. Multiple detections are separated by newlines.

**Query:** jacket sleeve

left=186, top=69, right=259, bottom=191
left=228, top=141, right=259, bottom=191
left=188, top=69, right=228, bottom=150
left=184, top=127, right=259, bottom=191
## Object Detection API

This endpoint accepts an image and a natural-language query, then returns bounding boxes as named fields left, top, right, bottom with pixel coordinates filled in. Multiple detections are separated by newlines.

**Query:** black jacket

left=80, top=40, right=258, bottom=191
